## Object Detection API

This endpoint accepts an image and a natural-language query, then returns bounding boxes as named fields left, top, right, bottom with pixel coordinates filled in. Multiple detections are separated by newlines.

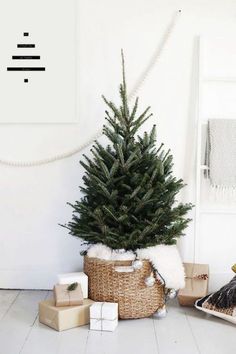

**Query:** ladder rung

left=201, top=77, right=236, bottom=83
left=200, top=208, right=236, bottom=214
left=200, top=165, right=209, bottom=170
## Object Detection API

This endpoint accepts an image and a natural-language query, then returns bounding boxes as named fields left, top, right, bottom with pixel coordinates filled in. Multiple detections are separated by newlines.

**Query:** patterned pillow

left=195, top=294, right=236, bottom=324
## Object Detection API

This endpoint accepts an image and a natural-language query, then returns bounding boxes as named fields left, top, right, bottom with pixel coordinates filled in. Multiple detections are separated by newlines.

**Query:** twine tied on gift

left=91, top=302, right=118, bottom=331
left=186, top=265, right=208, bottom=292
left=192, top=274, right=208, bottom=280
left=64, top=282, right=78, bottom=306
left=186, top=272, right=208, bottom=281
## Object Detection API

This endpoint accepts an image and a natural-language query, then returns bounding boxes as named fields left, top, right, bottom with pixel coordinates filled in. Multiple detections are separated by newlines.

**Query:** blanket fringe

left=205, top=180, right=236, bottom=203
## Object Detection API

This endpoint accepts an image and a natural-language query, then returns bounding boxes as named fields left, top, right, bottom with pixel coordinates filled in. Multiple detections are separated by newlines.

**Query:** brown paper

left=39, top=298, right=94, bottom=331
left=178, top=263, right=209, bottom=307
left=54, top=284, right=83, bottom=307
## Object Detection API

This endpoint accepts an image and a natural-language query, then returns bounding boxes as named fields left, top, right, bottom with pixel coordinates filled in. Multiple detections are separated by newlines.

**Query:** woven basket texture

left=84, top=256, right=164, bottom=319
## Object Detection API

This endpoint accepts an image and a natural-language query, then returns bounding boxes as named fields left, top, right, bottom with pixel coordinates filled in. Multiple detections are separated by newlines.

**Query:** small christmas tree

left=65, top=53, right=192, bottom=251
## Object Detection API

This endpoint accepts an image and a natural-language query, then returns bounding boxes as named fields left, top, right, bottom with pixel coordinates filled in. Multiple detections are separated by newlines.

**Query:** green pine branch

left=63, top=51, right=193, bottom=251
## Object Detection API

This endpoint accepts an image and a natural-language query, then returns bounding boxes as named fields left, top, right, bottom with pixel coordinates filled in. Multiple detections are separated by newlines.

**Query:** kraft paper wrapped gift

left=54, top=283, right=83, bottom=307
left=57, top=272, right=88, bottom=298
left=178, top=263, right=209, bottom=306
left=39, top=298, right=94, bottom=331
left=90, top=302, right=118, bottom=332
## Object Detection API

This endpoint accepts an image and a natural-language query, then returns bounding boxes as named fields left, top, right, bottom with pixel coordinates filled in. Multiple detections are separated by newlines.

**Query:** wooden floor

left=0, top=290, right=235, bottom=354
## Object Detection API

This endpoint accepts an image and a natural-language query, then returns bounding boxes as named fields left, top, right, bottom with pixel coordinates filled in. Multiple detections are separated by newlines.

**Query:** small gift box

left=54, top=283, right=83, bottom=307
left=57, top=272, right=88, bottom=298
left=39, top=298, right=94, bottom=331
left=178, top=263, right=209, bottom=306
left=90, top=302, right=118, bottom=332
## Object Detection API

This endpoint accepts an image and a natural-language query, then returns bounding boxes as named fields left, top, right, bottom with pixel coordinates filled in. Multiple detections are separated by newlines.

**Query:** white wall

left=1, top=0, right=236, bottom=290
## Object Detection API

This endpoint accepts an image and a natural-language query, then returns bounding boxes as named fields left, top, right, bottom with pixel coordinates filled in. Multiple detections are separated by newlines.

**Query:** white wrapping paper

left=90, top=302, right=118, bottom=332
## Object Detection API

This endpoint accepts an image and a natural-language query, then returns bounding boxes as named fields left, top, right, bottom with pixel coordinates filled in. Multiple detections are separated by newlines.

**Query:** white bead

left=145, top=275, right=155, bottom=287
left=132, top=259, right=143, bottom=270
left=154, top=305, right=167, bottom=318
left=167, top=289, right=177, bottom=300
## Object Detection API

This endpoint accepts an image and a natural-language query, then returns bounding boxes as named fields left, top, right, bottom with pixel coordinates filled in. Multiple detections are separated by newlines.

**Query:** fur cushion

left=87, top=243, right=112, bottom=260
left=87, top=244, right=185, bottom=290
left=137, top=245, right=185, bottom=290
left=87, top=244, right=135, bottom=261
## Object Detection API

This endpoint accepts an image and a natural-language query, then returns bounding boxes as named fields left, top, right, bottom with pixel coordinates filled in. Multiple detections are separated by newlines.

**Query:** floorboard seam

left=185, top=311, right=201, bottom=354
left=152, top=316, right=160, bottom=354
left=0, top=289, right=21, bottom=321
left=84, top=329, right=91, bottom=354
left=19, top=314, right=39, bottom=354
left=19, top=290, right=49, bottom=354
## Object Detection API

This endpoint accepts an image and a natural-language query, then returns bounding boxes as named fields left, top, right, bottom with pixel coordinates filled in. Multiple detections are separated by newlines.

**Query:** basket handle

left=114, top=265, right=134, bottom=273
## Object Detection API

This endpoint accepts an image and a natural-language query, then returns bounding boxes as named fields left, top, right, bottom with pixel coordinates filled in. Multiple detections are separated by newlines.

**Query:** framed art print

left=0, top=0, right=76, bottom=123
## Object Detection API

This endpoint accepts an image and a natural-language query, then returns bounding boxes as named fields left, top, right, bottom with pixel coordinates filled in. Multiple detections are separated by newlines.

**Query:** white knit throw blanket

left=205, top=119, right=236, bottom=189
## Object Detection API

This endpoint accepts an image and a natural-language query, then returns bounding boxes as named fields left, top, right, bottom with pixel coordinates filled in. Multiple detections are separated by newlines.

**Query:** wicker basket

left=84, top=256, right=164, bottom=319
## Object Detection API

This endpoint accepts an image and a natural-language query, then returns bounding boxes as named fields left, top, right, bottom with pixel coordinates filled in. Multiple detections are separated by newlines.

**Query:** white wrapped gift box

left=57, top=272, right=88, bottom=298
left=90, top=302, right=118, bottom=332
